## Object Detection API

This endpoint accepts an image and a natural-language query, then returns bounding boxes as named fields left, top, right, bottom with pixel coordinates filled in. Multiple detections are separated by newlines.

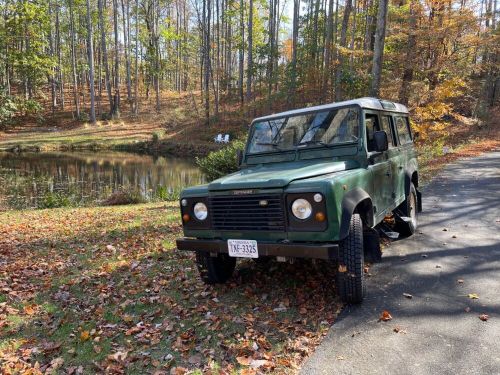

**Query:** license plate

left=227, top=239, right=259, bottom=258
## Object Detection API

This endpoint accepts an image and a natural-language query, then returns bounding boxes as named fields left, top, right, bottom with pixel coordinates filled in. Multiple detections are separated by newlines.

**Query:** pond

left=0, top=151, right=205, bottom=210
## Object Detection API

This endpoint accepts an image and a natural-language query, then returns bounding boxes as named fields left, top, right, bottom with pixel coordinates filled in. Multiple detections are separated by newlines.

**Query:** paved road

left=302, top=151, right=500, bottom=375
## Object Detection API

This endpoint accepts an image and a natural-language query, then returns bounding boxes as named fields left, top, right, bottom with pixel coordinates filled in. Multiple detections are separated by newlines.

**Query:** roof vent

left=379, top=100, right=396, bottom=110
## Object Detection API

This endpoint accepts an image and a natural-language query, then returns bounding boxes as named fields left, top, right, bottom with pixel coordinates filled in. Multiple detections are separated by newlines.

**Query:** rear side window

left=380, top=115, right=395, bottom=147
left=395, top=116, right=412, bottom=144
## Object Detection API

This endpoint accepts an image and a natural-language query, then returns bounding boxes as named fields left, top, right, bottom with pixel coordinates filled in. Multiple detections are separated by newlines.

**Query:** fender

left=339, top=187, right=374, bottom=240
left=405, top=169, right=422, bottom=212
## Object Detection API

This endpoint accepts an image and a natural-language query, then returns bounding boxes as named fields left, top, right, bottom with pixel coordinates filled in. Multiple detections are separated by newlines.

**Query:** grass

left=0, top=202, right=343, bottom=374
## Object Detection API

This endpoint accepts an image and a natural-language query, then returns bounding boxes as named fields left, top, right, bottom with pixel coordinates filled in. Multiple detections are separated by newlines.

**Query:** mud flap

left=416, top=188, right=422, bottom=212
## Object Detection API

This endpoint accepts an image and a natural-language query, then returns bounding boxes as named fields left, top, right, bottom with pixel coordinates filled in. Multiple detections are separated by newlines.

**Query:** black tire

left=395, top=183, right=418, bottom=237
left=336, top=214, right=365, bottom=304
left=195, top=251, right=236, bottom=284
left=363, top=226, right=382, bottom=263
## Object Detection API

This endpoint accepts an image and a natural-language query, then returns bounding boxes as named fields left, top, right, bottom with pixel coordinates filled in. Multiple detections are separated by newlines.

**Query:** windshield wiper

left=297, top=140, right=330, bottom=147
left=256, top=142, right=281, bottom=148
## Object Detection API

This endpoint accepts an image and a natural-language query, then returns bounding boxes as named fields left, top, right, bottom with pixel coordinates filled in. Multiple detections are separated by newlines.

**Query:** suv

left=176, top=98, right=421, bottom=303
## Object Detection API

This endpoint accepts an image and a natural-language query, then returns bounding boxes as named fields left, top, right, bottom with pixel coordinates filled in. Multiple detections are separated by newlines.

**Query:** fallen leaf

left=379, top=310, right=392, bottom=321
left=108, top=350, right=128, bottom=362
left=457, top=279, right=464, bottom=284
left=188, top=354, right=201, bottom=364
left=250, top=359, right=271, bottom=368
left=237, top=356, right=253, bottom=366
left=467, top=293, right=479, bottom=299
left=403, top=293, right=413, bottom=299
left=479, top=314, right=489, bottom=321
left=80, top=330, right=90, bottom=341
left=170, top=367, right=187, bottom=375
left=465, top=307, right=471, bottom=313
left=393, top=326, right=407, bottom=333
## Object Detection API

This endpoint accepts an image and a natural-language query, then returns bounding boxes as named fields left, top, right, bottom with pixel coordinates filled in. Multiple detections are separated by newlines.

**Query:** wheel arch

left=339, top=188, right=374, bottom=240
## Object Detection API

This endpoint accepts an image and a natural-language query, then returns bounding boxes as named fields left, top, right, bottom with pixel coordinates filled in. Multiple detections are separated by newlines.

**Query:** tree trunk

left=134, top=0, right=139, bottom=114
left=369, top=0, right=389, bottom=97
left=205, top=0, right=211, bottom=122
left=69, top=0, right=80, bottom=118
left=334, top=0, right=353, bottom=101
left=113, top=0, right=121, bottom=117
left=98, top=0, right=113, bottom=114
left=246, top=0, right=253, bottom=101
left=289, top=0, right=299, bottom=105
left=398, top=0, right=417, bottom=105
left=238, top=0, right=244, bottom=103
left=121, top=0, right=132, bottom=102
left=322, top=0, right=334, bottom=101
left=86, top=0, right=96, bottom=123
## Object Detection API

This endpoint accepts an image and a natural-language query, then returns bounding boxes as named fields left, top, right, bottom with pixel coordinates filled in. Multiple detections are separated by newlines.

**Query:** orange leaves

left=22, top=304, right=38, bottom=316
left=80, top=331, right=91, bottom=341
left=479, top=314, right=489, bottom=322
left=236, top=356, right=253, bottom=366
left=379, top=310, right=393, bottom=322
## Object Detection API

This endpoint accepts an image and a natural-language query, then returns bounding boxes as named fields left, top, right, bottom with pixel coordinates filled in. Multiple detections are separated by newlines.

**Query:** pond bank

left=0, top=119, right=233, bottom=158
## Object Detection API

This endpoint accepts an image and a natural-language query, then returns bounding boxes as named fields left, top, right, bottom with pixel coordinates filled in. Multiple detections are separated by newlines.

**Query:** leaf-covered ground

left=0, top=203, right=342, bottom=374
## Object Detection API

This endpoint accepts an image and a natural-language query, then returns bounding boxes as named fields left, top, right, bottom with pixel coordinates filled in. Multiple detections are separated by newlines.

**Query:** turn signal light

left=315, top=212, right=326, bottom=222
left=182, top=214, right=190, bottom=222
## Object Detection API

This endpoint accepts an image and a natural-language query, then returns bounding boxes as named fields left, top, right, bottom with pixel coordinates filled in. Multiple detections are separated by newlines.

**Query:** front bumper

left=176, top=238, right=339, bottom=260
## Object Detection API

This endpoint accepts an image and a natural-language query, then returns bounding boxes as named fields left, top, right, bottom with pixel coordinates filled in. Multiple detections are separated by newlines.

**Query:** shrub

left=101, top=188, right=146, bottom=206
left=196, top=140, right=245, bottom=182
left=152, top=131, right=163, bottom=144
left=0, top=92, right=18, bottom=128
left=38, top=191, right=71, bottom=209
left=155, top=186, right=180, bottom=201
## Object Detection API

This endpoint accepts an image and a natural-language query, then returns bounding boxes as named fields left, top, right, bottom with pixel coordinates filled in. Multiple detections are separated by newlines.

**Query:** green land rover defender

left=176, top=97, right=422, bottom=303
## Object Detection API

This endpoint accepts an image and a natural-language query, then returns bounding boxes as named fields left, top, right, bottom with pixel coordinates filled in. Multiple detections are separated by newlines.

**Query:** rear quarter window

left=395, top=116, right=412, bottom=145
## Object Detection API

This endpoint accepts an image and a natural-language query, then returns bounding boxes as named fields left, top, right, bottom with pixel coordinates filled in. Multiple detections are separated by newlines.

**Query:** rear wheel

left=396, top=183, right=418, bottom=236
left=196, top=251, right=236, bottom=284
left=336, top=214, right=365, bottom=304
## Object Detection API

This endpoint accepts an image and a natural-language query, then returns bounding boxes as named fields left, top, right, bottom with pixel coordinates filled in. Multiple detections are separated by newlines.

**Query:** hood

left=208, top=160, right=353, bottom=191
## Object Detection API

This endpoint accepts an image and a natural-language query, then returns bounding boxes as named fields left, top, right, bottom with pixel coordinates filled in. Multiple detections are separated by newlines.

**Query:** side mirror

left=236, top=149, right=244, bottom=166
left=373, top=131, right=388, bottom=152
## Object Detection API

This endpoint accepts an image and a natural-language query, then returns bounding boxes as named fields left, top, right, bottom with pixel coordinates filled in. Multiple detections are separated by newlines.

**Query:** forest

left=0, top=0, right=498, bottom=136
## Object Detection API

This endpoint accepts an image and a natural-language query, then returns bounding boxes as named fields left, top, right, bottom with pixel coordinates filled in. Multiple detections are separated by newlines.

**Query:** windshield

left=247, top=106, right=360, bottom=154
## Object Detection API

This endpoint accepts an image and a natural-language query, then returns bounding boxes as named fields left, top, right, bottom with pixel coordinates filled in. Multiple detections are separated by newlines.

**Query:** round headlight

left=291, top=198, right=312, bottom=220
left=193, top=202, right=208, bottom=220
left=313, top=193, right=323, bottom=202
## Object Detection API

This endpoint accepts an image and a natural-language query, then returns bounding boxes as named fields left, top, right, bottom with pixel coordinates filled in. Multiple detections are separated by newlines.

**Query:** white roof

left=253, top=97, right=408, bottom=122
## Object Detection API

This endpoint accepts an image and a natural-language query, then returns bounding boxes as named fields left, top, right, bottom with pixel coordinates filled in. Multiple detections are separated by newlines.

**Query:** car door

left=379, top=114, right=399, bottom=209
left=364, top=111, right=393, bottom=217
left=392, top=115, right=413, bottom=204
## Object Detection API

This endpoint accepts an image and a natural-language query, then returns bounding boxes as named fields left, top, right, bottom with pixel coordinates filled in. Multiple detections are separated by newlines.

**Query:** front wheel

left=196, top=251, right=236, bottom=284
left=336, top=214, right=365, bottom=304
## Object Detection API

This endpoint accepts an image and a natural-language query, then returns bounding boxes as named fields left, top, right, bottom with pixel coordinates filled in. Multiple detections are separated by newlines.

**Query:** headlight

left=291, top=198, right=312, bottom=220
left=193, top=202, right=208, bottom=220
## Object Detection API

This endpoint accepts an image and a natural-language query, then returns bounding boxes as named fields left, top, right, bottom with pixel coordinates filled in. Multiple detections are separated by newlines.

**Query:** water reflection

left=0, top=152, right=204, bottom=209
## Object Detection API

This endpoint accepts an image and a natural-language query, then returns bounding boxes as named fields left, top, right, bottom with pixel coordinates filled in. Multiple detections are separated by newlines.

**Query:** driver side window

left=365, top=114, right=380, bottom=152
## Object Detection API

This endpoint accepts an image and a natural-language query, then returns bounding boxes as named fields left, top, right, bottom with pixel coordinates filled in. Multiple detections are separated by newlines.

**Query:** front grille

left=209, top=194, right=286, bottom=231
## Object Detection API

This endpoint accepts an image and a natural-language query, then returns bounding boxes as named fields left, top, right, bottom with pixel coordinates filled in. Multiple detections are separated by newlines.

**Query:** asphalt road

left=301, top=151, right=500, bottom=375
